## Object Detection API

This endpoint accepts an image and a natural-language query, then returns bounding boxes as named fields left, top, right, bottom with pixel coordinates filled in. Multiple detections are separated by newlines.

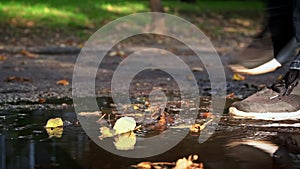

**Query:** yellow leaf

left=190, top=124, right=205, bottom=133
left=133, top=105, right=139, bottom=110
left=99, top=126, right=114, bottom=140
left=114, top=131, right=136, bottom=150
left=113, top=117, right=136, bottom=135
left=45, top=127, right=63, bottom=138
left=45, top=118, right=63, bottom=128
left=232, top=73, right=245, bottom=81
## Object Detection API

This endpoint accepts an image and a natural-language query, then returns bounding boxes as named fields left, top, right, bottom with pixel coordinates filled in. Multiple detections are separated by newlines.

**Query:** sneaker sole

left=229, top=107, right=300, bottom=121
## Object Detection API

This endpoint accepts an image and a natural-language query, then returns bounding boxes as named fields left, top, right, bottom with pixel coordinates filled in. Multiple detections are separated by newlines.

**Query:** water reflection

left=1, top=100, right=300, bottom=169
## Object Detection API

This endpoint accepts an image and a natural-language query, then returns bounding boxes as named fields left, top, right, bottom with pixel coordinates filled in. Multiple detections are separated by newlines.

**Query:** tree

left=149, top=0, right=166, bottom=33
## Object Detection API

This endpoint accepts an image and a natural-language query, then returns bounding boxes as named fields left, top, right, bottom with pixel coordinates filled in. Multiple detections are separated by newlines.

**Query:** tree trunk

left=149, top=0, right=164, bottom=12
left=149, top=0, right=166, bottom=33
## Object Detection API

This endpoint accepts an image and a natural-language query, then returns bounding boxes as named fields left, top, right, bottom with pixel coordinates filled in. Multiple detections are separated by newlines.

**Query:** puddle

left=0, top=97, right=299, bottom=169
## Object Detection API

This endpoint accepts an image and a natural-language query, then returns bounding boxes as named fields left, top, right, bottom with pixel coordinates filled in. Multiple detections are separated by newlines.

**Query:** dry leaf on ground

left=192, top=67, right=204, bottom=72
left=109, top=50, right=126, bottom=57
left=20, top=49, right=38, bottom=59
left=56, top=79, right=69, bottom=86
left=232, top=73, right=245, bottom=81
left=190, top=119, right=214, bottom=133
left=5, top=76, right=30, bottom=82
left=132, top=155, right=204, bottom=169
left=0, top=55, right=7, bottom=61
left=38, top=98, right=46, bottom=103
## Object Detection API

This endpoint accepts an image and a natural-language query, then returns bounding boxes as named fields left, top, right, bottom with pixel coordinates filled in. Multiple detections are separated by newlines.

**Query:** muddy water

left=0, top=97, right=299, bottom=169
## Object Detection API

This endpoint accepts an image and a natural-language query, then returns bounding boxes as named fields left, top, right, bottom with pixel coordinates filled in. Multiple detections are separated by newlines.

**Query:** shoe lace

left=271, top=70, right=299, bottom=96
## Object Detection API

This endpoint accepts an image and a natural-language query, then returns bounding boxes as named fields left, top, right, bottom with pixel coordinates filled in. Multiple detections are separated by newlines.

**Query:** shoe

left=271, top=70, right=300, bottom=96
left=229, top=37, right=297, bottom=75
left=229, top=88, right=300, bottom=120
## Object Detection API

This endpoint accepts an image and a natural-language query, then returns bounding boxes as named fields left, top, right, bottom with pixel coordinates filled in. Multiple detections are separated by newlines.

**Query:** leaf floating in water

left=113, top=117, right=136, bottom=135
left=45, top=127, right=63, bottom=138
left=99, top=117, right=137, bottom=150
left=232, top=73, right=245, bottom=81
left=45, top=118, right=63, bottom=138
left=99, top=126, right=114, bottom=140
left=114, top=131, right=136, bottom=150
left=45, top=118, right=63, bottom=128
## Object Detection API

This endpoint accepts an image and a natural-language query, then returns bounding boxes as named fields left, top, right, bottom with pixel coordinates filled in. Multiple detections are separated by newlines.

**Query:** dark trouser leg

left=272, top=0, right=300, bottom=95
left=291, top=0, right=300, bottom=70
left=267, top=0, right=294, bottom=60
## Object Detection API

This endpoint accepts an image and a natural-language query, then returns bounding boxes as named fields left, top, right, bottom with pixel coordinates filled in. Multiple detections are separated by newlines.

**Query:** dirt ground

left=0, top=15, right=289, bottom=105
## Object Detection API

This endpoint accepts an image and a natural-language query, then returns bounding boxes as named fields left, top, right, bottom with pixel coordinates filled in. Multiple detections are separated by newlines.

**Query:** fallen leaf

left=5, top=76, right=30, bottom=82
left=113, top=117, right=136, bottom=135
left=134, top=162, right=152, bottom=169
left=133, top=105, right=139, bottom=110
left=202, top=112, right=214, bottom=118
left=0, top=55, right=7, bottom=61
left=175, top=157, right=193, bottom=169
left=38, top=98, right=46, bottom=103
left=20, top=49, right=38, bottom=59
left=45, top=118, right=63, bottom=138
left=99, top=126, right=114, bottom=140
left=190, top=124, right=203, bottom=133
left=56, top=79, right=69, bottom=86
left=109, top=51, right=126, bottom=57
left=232, top=73, right=245, bottom=81
left=114, top=131, right=136, bottom=150
left=190, top=119, right=214, bottom=133
left=186, top=75, right=194, bottom=80
left=78, top=111, right=102, bottom=117
left=109, top=51, right=117, bottom=57
left=45, top=118, right=63, bottom=128
left=132, top=155, right=203, bottom=169
left=226, top=93, right=235, bottom=99
left=192, top=67, right=204, bottom=72
left=45, top=127, right=63, bottom=138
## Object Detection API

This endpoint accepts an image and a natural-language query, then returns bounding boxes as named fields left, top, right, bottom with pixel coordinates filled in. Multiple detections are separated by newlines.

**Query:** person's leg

left=267, top=0, right=294, bottom=62
left=272, top=0, right=300, bottom=96
left=230, top=0, right=297, bottom=75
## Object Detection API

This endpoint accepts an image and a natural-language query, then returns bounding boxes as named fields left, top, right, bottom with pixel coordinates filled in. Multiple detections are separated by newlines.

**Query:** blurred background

left=0, top=0, right=265, bottom=52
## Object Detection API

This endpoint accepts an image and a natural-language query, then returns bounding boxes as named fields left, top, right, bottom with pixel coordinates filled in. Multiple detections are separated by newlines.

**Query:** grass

left=0, top=0, right=264, bottom=28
